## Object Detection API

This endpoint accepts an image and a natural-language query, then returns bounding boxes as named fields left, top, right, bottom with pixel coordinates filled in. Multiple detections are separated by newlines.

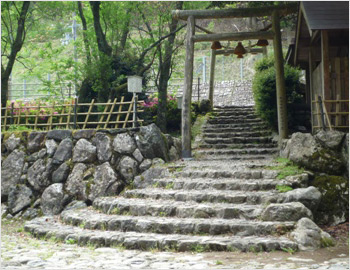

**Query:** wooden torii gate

left=172, top=3, right=298, bottom=158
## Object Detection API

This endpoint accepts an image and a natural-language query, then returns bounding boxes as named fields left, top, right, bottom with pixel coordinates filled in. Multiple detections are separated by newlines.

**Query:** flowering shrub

left=142, top=92, right=196, bottom=132
left=5, top=98, right=74, bottom=126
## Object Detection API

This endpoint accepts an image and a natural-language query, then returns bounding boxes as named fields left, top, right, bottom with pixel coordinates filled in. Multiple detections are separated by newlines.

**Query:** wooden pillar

left=309, top=49, right=315, bottom=133
left=182, top=15, right=195, bottom=158
left=272, top=10, right=288, bottom=141
left=209, top=49, right=216, bottom=108
left=321, top=30, right=331, bottom=112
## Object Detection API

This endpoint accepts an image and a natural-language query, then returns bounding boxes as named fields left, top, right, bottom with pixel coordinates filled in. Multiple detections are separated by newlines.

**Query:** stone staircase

left=24, top=106, right=315, bottom=252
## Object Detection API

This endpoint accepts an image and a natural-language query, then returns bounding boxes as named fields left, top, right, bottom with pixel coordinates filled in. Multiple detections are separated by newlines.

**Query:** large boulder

left=5, top=134, right=21, bottom=152
left=1, top=149, right=25, bottom=198
left=291, top=218, right=334, bottom=251
left=52, top=162, right=70, bottom=183
left=341, top=133, right=349, bottom=175
left=135, top=124, right=169, bottom=161
left=47, top=130, right=72, bottom=141
left=53, top=138, right=73, bottom=164
left=94, top=133, right=112, bottom=162
left=27, top=159, right=51, bottom=191
left=312, top=175, right=349, bottom=226
left=27, top=132, right=46, bottom=153
left=45, top=139, right=58, bottom=157
left=280, top=132, right=345, bottom=175
left=315, top=130, right=345, bottom=150
left=8, top=185, right=33, bottom=214
left=113, top=133, right=137, bottom=154
left=88, top=162, right=121, bottom=201
left=280, top=186, right=322, bottom=213
left=73, top=139, right=97, bottom=163
left=65, top=163, right=88, bottom=201
left=41, top=183, right=66, bottom=215
left=261, top=202, right=313, bottom=221
left=118, top=156, right=138, bottom=182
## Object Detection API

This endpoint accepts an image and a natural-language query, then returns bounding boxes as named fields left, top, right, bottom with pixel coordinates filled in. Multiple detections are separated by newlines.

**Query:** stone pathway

left=2, top=105, right=348, bottom=269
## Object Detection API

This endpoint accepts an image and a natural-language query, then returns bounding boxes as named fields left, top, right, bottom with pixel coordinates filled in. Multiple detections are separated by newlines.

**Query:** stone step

left=204, top=123, right=268, bottom=129
left=60, top=208, right=295, bottom=237
left=215, top=111, right=257, bottom=117
left=202, top=128, right=271, bottom=138
left=152, top=177, right=287, bottom=191
left=25, top=216, right=298, bottom=252
left=175, top=169, right=278, bottom=179
left=214, top=106, right=255, bottom=111
left=213, top=115, right=259, bottom=121
left=203, top=126, right=269, bottom=133
left=93, top=197, right=264, bottom=220
left=196, top=148, right=278, bottom=157
left=124, top=188, right=281, bottom=205
left=203, top=137, right=273, bottom=144
left=208, top=118, right=264, bottom=125
left=198, top=143, right=277, bottom=149
left=203, top=131, right=272, bottom=138
left=196, top=155, right=273, bottom=161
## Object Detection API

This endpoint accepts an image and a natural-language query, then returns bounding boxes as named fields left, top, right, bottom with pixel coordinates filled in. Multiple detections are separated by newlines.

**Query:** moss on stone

left=312, top=175, right=349, bottom=225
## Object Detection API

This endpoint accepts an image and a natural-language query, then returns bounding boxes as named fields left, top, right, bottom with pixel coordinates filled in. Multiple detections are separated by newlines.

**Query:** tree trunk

left=1, top=1, right=31, bottom=107
left=156, top=1, right=183, bottom=132
left=89, top=1, right=112, bottom=57
left=77, top=1, right=91, bottom=64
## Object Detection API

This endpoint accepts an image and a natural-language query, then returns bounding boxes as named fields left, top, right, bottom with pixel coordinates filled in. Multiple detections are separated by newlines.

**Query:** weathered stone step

left=198, top=143, right=277, bottom=149
left=203, top=131, right=272, bottom=138
left=203, top=126, right=269, bottom=133
left=176, top=169, right=278, bottom=179
left=197, top=155, right=273, bottom=161
left=60, top=208, right=295, bottom=237
left=208, top=118, right=264, bottom=125
left=204, top=137, right=273, bottom=144
left=214, top=106, right=255, bottom=111
left=124, top=188, right=281, bottom=205
left=214, top=111, right=257, bottom=117
left=152, top=177, right=286, bottom=191
left=204, top=123, right=268, bottom=129
left=213, top=115, right=259, bottom=121
left=196, top=149, right=278, bottom=157
left=25, top=216, right=298, bottom=252
left=93, top=197, right=263, bottom=220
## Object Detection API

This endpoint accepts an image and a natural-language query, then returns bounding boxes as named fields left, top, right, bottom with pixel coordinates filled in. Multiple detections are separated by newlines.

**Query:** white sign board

left=127, top=76, right=142, bottom=93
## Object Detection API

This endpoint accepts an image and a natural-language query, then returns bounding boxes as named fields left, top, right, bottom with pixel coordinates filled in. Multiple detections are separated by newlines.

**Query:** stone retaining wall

left=1, top=124, right=181, bottom=219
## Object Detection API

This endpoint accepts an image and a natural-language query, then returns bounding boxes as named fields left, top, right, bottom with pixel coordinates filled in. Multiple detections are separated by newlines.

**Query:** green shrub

left=252, top=55, right=303, bottom=130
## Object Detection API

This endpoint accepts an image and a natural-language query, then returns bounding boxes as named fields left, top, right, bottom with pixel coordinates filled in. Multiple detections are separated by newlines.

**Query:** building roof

left=302, top=1, right=349, bottom=31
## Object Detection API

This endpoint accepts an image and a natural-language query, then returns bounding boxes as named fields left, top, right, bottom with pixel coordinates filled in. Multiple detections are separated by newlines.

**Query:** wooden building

left=286, top=1, right=349, bottom=132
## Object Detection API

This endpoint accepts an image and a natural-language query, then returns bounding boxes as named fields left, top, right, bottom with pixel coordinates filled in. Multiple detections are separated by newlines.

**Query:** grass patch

left=191, top=114, right=209, bottom=142
left=265, top=157, right=304, bottom=180
left=281, top=246, right=297, bottom=254
left=65, top=238, right=77, bottom=245
left=215, top=260, right=223, bottom=265
left=276, top=185, right=293, bottom=193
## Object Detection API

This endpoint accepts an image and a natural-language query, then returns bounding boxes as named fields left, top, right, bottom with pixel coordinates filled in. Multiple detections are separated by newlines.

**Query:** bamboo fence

left=312, top=95, right=349, bottom=131
left=1, top=96, right=144, bottom=131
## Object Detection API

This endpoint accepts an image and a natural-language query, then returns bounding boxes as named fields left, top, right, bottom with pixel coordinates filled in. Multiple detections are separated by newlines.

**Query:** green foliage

left=276, top=185, right=293, bottom=193
left=281, top=246, right=297, bottom=254
left=252, top=55, right=303, bottom=130
left=65, top=238, right=77, bottom=245
left=265, top=158, right=304, bottom=180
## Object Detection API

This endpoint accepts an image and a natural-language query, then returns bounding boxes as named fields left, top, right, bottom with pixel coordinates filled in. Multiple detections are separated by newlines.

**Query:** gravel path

left=2, top=219, right=348, bottom=270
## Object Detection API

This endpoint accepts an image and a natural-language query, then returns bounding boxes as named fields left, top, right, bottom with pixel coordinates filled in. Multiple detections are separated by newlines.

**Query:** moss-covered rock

left=312, top=175, right=349, bottom=225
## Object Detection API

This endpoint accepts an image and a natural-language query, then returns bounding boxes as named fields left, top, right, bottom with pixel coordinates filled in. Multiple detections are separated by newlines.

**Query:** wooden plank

left=59, top=106, right=66, bottom=125
left=182, top=15, right=195, bottom=158
left=97, top=99, right=111, bottom=129
left=335, top=94, right=341, bottom=127
left=25, top=107, right=29, bottom=126
left=209, top=49, right=216, bottom=108
left=322, top=98, right=333, bottom=131
left=66, top=104, right=72, bottom=129
left=83, top=99, right=95, bottom=129
left=3, top=106, right=8, bottom=131
left=48, top=101, right=55, bottom=131
left=34, top=103, right=40, bottom=130
left=123, top=96, right=134, bottom=129
left=315, top=94, right=322, bottom=130
left=321, top=30, right=331, bottom=113
left=272, top=10, right=288, bottom=141
left=104, top=98, right=117, bottom=129
left=172, top=3, right=298, bottom=20
left=192, top=31, right=274, bottom=42
left=115, top=96, right=125, bottom=128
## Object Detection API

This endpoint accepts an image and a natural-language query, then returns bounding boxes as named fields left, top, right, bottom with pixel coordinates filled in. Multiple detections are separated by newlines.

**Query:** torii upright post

left=272, top=10, right=288, bottom=142
left=182, top=15, right=195, bottom=158
left=209, top=49, right=216, bottom=108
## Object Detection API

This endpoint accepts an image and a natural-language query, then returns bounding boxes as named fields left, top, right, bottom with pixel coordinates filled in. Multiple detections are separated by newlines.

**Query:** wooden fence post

left=104, top=98, right=117, bottom=129
left=182, top=15, right=195, bottom=159
left=272, top=10, right=288, bottom=142
left=115, top=96, right=124, bottom=129
left=83, top=99, right=95, bottom=129
left=335, top=94, right=341, bottom=127
left=98, top=99, right=111, bottom=129
left=209, top=49, right=216, bottom=108
left=123, top=96, right=134, bottom=129
left=34, top=102, right=40, bottom=130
